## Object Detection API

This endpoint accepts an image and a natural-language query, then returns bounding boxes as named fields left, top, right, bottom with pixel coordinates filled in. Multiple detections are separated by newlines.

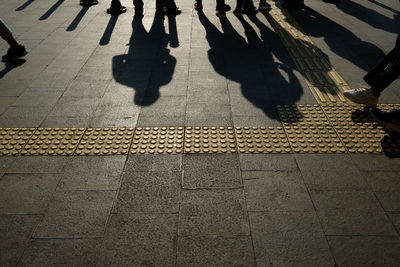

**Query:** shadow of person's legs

left=39, top=0, right=65, bottom=20
left=0, top=59, right=26, bottom=79
left=99, top=15, right=119, bottom=46
left=66, top=6, right=90, bottom=32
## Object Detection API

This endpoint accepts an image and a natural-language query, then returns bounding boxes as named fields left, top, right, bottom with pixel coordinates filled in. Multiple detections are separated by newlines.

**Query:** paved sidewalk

left=1, top=0, right=400, bottom=266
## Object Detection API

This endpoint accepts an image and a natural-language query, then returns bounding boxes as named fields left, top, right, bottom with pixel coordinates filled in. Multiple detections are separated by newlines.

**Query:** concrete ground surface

left=1, top=0, right=400, bottom=266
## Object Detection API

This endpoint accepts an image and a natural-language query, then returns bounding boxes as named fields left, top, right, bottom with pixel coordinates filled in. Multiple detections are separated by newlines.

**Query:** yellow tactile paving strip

left=267, top=3, right=350, bottom=104
left=0, top=105, right=399, bottom=155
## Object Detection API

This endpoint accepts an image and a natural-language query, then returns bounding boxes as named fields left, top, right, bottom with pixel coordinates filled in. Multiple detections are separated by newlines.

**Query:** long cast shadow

left=0, top=59, right=26, bottom=79
left=66, top=6, right=90, bottom=31
left=335, top=0, right=399, bottom=34
left=112, top=14, right=176, bottom=106
left=198, top=11, right=303, bottom=121
left=99, top=15, right=119, bottom=46
left=290, top=6, right=386, bottom=71
left=16, top=0, right=35, bottom=11
left=39, top=0, right=65, bottom=20
left=365, top=0, right=400, bottom=15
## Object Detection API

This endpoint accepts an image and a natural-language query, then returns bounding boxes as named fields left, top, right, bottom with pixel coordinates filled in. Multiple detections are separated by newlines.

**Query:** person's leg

left=194, top=0, right=203, bottom=10
left=80, top=0, right=99, bottom=6
left=0, top=19, right=27, bottom=62
left=282, top=0, right=304, bottom=9
left=344, top=34, right=400, bottom=106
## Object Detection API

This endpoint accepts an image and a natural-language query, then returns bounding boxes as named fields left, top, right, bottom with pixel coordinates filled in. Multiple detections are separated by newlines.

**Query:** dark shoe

left=323, top=0, right=340, bottom=3
left=244, top=8, right=258, bottom=15
left=370, top=108, right=400, bottom=133
left=165, top=7, right=182, bottom=15
left=282, top=1, right=304, bottom=9
left=2, top=45, right=27, bottom=62
left=80, top=0, right=98, bottom=6
left=107, top=6, right=127, bottom=14
left=223, top=4, right=231, bottom=11
left=233, top=8, right=244, bottom=16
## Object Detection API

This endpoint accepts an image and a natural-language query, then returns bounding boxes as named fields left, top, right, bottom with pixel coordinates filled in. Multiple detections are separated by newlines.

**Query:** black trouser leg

left=243, top=0, right=256, bottom=10
left=165, top=0, right=178, bottom=10
left=364, top=34, right=400, bottom=93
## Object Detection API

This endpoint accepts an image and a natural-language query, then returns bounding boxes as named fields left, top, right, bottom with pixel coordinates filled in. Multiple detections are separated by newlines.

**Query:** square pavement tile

left=182, top=154, right=241, bottom=189
left=295, top=154, right=357, bottom=171
left=0, top=156, right=14, bottom=178
left=57, top=156, right=126, bottom=191
left=177, top=235, right=255, bottom=266
left=6, top=156, right=69, bottom=174
left=350, top=154, right=400, bottom=171
left=33, top=190, right=115, bottom=238
left=114, top=171, right=181, bottom=213
left=0, top=215, right=42, bottom=266
left=310, top=190, right=396, bottom=235
left=300, top=169, right=369, bottom=191
left=125, top=154, right=182, bottom=172
left=244, top=171, right=314, bottom=212
left=179, top=189, right=249, bottom=236
left=98, top=213, right=178, bottom=266
left=249, top=212, right=334, bottom=267
left=0, top=174, right=60, bottom=214
left=239, top=154, right=298, bottom=171
left=20, top=239, right=100, bottom=266
left=327, top=236, right=400, bottom=267
left=364, top=171, right=400, bottom=212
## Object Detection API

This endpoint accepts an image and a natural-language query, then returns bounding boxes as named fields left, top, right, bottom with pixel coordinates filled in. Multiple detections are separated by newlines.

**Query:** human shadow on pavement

left=366, top=0, right=400, bottom=15
left=66, top=6, right=90, bottom=31
left=39, top=0, right=65, bottom=20
left=0, top=59, right=26, bottom=79
left=198, top=11, right=303, bottom=121
left=112, top=13, right=176, bottom=106
left=16, top=0, right=35, bottom=11
left=335, top=0, right=400, bottom=33
left=290, top=6, right=386, bottom=71
left=99, top=14, right=119, bottom=45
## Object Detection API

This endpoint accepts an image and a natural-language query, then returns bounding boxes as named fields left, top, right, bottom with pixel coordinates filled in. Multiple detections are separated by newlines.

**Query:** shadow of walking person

left=289, top=6, right=386, bottom=71
left=112, top=13, right=176, bottom=106
left=198, top=11, right=303, bottom=122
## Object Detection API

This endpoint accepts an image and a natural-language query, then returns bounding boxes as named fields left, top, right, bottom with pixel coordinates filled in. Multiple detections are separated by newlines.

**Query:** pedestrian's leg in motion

left=0, top=19, right=27, bottom=62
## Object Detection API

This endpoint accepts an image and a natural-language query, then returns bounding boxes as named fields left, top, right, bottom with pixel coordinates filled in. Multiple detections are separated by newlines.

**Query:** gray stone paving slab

left=20, top=239, right=100, bottom=267
left=0, top=215, right=42, bottom=267
left=301, top=169, right=369, bottom=191
left=244, top=171, right=314, bottom=212
left=239, top=154, right=298, bottom=171
left=48, top=96, right=101, bottom=117
left=12, top=90, right=63, bottom=107
left=90, top=105, right=140, bottom=127
left=0, top=106, right=52, bottom=127
left=179, top=189, right=249, bottom=236
left=58, top=156, right=126, bottom=191
left=249, top=211, right=335, bottom=267
left=374, top=191, right=400, bottom=212
left=136, top=114, right=186, bottom=126
left=327, top=236, right=400, bottom=267
left=388, top=213, right=400, bottom=234
left=0, top=97, right=17, bottom=115
left=182, top=154, right=241, bottom=189
left=114, top=171, right=181, bottom=213
left=33, top=190, right=115, bottom=238
left=310, top=190, right=396, bottom=235
left=125, top=154, right=181, bottom=172
left=98, top=213, right=178, bottom=266
left=0, top=174, right=60, bottom=214
left=40, top=115, right=92, bottom=128
left=0, top=156, right=14, bottom=178
left=177, top=235, right=255, bottom=266
left=7, top=156, right=69, bottom=174
left=186, top=104, right=233, bottom=126
left=350, top=154, right=400, bottom=171
left=295, top=154, right=357, bottom=171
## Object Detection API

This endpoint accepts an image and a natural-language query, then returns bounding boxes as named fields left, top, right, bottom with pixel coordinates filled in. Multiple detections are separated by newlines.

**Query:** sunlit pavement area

left=1, top=0, right=400, bottom=265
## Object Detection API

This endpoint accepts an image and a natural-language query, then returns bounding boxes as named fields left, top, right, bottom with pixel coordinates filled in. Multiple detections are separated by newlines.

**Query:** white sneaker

left=343, top=88, right=379, bottom=107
